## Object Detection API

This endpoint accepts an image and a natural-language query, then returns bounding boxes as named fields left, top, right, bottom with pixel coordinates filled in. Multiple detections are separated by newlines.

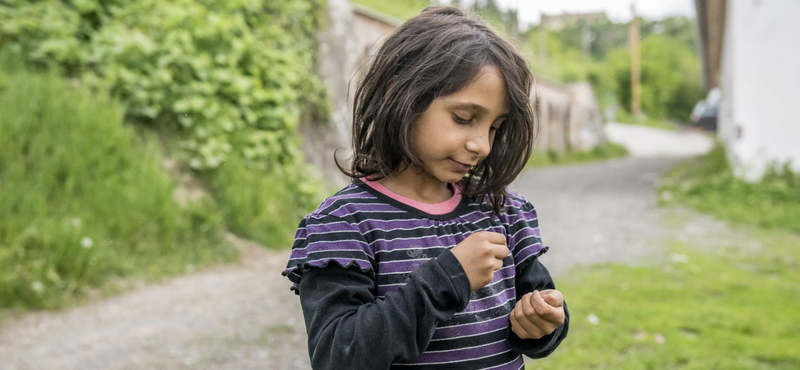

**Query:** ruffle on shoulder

left=282, top=213, right=376, bottom=295
left=502, top=193, right=549, bottom=268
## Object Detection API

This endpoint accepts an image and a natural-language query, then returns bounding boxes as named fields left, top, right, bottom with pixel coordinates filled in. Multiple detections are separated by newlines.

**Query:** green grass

left=350, top=0, right=432, bottom=20
left=525, top=141, right=628, bottom=169
left=529, top=231, right=800, bottom=370
left=203, top=154, right=325, bottom=249
left=659, top=144, right=800, bottom=232
left=0, top=57, right=236, bottom=311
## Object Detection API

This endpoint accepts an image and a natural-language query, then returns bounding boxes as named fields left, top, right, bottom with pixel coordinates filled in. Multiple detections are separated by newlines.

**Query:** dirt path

left=0, top=234, right=311, bottom=370
left=0, top=124, right=719, bottom=370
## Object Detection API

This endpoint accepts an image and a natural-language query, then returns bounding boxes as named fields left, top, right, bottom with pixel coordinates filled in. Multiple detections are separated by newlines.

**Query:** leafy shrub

left=0, top=0, right=329, bottom=248
left=1, top=0, right=329, bottom=171
left=604, top=34, right=704, bottom=122
left=0, top=59, right=235, bottom=310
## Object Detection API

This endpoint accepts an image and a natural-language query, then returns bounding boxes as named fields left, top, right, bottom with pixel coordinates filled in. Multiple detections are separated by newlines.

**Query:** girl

left=283, top=6, right=569, bottom=370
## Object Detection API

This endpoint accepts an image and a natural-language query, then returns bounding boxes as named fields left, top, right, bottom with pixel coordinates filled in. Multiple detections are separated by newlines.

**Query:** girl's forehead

left=444, top=66, right=510, bottom=114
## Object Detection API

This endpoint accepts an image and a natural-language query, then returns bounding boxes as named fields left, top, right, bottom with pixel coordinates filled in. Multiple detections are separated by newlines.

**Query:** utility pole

left=539, top=12, right=548, bottom=66
left=628, top=3, right=641, bottom=119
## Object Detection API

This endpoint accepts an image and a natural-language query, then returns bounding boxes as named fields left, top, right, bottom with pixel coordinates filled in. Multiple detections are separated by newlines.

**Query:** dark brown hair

left=337, top=5, right=536, bottom=214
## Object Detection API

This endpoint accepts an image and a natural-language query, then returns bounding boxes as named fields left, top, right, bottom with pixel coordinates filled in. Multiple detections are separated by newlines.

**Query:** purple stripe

left=460, top=285, right=516, bottom=313
left=512, top=226, right=540, bottom=239
left=317, top=188, right=370, bottom=209
left=508, top=215, right=538, bottom=230
left=329, top=202, right=405, bottom=214
left=410, top=339, right=513, bottom=364
left=373, top=236, right=457, bottom=252
left=305, top=220, right=358, bottom=233
left=372, top=227, right=506, bottom=253
left=377, top=258, right=429, bottom=273
left=432, top=316, right=509, bottom=339
left=490, top=264, right=514, bottom=281
left=514, top=242, right=547, bottom=264
left=363, top=215, right=501, bottom=234
left=329, top=209, right=489, bottom=230
left=290, top=241, right=372, bottom=257
left=485, top=356, right=524, bottom=370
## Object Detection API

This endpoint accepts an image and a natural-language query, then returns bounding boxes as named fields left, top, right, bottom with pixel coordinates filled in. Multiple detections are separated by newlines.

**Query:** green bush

left=0, top=61, right=236, bottom=310
left=0, top=0, right=329, bottom=247
left=1, top=0, right=329, bottom=171
left=660, top=144, right=800, bottom=232
left=604, top=34, right=704, bottom=122
left=525, top=18, right=703, bottom=124
left=204, top=154, right=325, bottom=249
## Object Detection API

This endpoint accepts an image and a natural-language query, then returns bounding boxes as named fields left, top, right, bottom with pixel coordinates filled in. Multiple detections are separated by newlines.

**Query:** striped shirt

left=284, top=177, right=552, bottom=369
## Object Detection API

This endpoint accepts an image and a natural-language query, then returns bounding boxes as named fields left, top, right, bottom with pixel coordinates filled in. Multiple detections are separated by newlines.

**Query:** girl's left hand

left=509, top=289, right=565, bottom=340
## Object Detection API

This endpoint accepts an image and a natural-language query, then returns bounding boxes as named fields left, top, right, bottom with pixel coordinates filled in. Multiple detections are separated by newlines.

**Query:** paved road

left=0, top=123, right=714, bottom=370
left=511, top=123, right=714, bottom=278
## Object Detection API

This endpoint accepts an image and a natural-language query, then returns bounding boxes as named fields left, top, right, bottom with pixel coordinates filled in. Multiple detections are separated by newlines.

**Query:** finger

left=509, top=305, right=531, bottom=339
left=482, top=231, right=507, bottom=246
left=522, top=292, right=554, bottom=328
left=521, top=292, right=537, bottom=318
left=530, top=291, right=558, bottom=321
left=541, top=293, right=559, bottom=308
left=539, top=290, right=563, bottom=307
left=492, top=245, right=511, bottom=260
left=493, top=258, right=504, bottom=271
left=514, top=301, right=546, bottom=339
left=532, top=292, right=566, bottom=327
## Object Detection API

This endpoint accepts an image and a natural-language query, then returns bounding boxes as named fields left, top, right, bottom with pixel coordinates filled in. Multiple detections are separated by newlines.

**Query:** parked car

left=691, top=88, right=720, bottom=131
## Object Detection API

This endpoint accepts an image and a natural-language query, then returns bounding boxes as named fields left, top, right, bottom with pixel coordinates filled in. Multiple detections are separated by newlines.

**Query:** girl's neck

left=376, top=164, right=454, bottom=204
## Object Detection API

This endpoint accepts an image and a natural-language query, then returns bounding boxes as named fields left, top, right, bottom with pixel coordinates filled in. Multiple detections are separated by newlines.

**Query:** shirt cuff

left=435, top=248, right=472, bottom=311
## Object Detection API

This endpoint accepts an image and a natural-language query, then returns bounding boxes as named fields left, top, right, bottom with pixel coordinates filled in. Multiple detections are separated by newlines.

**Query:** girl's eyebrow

left=449, top=101, right=509, bottom=119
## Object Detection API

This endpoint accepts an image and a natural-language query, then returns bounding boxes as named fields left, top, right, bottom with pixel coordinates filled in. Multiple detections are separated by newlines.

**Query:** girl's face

left=409, top=64, right=510, bottom=185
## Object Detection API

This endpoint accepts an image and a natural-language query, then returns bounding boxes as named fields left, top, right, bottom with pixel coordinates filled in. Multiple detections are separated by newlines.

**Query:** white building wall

left=719, top=0, right=800, bottom=181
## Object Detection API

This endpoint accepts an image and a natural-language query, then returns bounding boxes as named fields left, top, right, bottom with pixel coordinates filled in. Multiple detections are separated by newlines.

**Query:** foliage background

left=0, top=0, right=331, bottom=310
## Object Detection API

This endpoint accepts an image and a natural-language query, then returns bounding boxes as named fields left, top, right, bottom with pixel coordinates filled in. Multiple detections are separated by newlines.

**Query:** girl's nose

left=465, top=133, right=491, bottom=158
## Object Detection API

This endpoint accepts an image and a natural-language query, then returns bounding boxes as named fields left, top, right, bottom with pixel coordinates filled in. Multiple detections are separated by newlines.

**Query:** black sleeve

left=507, top=257, right=570, bottom=359
left=298, top=249, right=472, bottom=370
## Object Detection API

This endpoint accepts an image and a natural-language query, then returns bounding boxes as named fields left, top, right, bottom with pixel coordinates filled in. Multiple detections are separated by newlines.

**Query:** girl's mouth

left=450, top=159, right=473, bottom=172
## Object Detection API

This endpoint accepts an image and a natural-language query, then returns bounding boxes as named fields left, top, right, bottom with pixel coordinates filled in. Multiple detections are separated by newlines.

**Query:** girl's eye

left=453, top=114, right=471, bottom=124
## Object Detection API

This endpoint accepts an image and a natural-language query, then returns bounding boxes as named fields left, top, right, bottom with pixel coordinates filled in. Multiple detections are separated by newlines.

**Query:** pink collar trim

left=360, top=177, right=462, bottom=215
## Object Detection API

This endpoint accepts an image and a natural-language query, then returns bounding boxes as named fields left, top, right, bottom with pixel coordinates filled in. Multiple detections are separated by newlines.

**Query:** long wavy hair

left=337, top=5, right=536, bottom=215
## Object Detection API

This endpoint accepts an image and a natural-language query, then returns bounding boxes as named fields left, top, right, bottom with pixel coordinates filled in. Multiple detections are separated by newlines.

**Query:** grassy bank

left=0, top=62, right=236, bottom=311
left=525, top=141, right=628, bottom=169
left=203, top=154, right=324, bottom=249
left=659, top=144, right=800, bottom=232
left=530, top=230, right=800, bottom=369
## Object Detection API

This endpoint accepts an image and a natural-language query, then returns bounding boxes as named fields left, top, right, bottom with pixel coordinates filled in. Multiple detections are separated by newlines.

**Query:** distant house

left=695, top=0, right=800, bottom=181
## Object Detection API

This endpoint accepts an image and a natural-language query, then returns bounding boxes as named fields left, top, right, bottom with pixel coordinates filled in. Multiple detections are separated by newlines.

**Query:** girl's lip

left=450, top=159, right=473, bottom=172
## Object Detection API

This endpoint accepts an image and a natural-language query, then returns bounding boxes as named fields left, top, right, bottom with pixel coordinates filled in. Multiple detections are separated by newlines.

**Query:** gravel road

left=0, top=123, right=716, bottom=370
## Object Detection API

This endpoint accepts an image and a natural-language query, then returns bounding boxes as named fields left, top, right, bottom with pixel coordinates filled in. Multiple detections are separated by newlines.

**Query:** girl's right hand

left=450, top=231, right=509, bottom=290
